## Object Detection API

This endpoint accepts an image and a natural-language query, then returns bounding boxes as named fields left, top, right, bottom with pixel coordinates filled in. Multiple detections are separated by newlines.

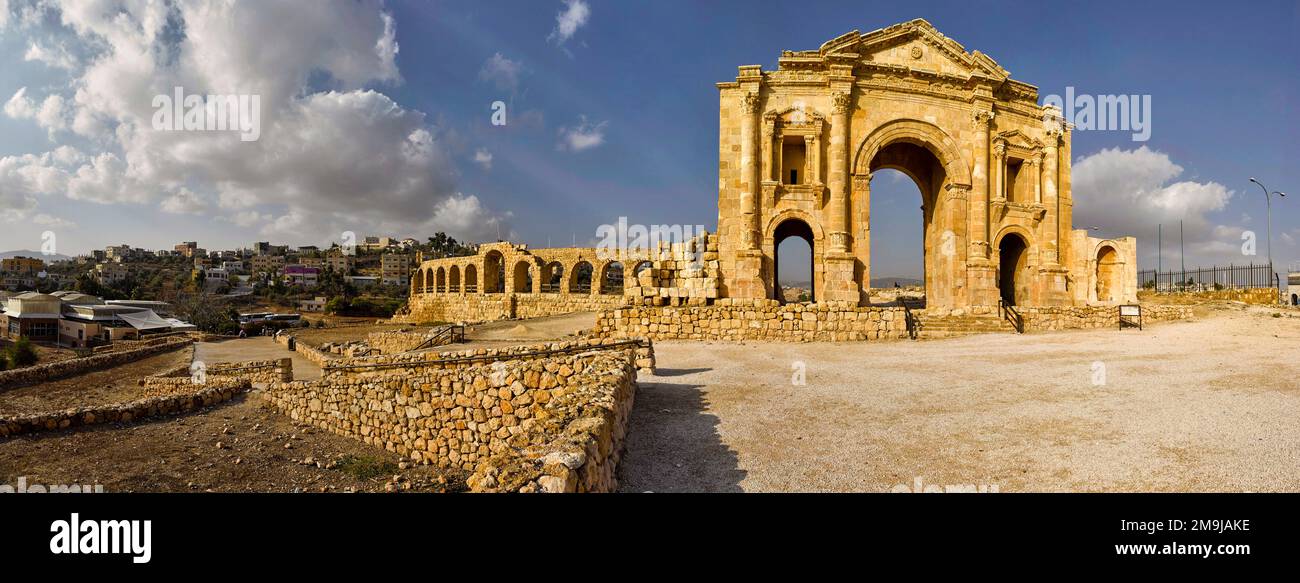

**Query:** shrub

left=8, top=337, right=39, bottom=367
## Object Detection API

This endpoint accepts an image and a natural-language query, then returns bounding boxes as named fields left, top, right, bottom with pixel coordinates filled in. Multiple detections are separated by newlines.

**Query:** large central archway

left=998, top=233, right=1030, bottom=306
left=853, top=119, right=970, bottom=309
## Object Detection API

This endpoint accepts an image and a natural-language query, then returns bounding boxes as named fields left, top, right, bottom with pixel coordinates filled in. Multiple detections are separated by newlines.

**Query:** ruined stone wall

left=1137, top=288, right=1280, bottom=305
left=0, top=337, right=192, bottom=391
left=266, top=349, right=637, bottom=493
left=323, top=337, right=655, bottom=377
left=141, top=358, right=293, bottom=389
left=0, top=378, right=249, bottom=438
left=592, top=299, right=909, bottom=342
left=1018, top=305, right=1194, bottom=331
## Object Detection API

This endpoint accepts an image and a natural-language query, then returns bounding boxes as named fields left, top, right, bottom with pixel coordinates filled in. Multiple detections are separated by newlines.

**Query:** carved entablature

left=990, top=200, right=1048, bottom=224
left=992, top=129, right=1043, bottom=162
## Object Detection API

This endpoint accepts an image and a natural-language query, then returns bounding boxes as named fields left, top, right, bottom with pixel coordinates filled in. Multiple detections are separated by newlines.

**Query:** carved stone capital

left=741, top=91, right=761, bottom=115
left=944, top=183, right=970, bottom=201
left=993, top=142, right=1007, bottom=158
left=831, top=91, right=852, bottom=115
left=852, top=173, right=872, bottom=192
left=972, top=109, right=995, bottom=129
left=829, top=231, right=850, bottom=252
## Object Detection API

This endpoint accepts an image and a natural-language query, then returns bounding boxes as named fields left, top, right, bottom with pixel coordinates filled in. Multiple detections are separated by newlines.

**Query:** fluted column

left=969, top=110, right=994, bottom=260
left=740, top=91, right=761, bottom=250
left=1043, top=127, right=1062, bottom=263
left=1032, top=153, right=1043, bottom=204
left=828, top=91, right=851, bottom=252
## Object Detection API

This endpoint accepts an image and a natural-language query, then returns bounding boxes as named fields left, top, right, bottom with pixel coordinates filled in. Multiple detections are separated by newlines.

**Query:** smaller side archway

left=512, top=260, right=534, bottom=293
left=996, top=232, right=1031, bottom=306
left=464, top=264, right=479, bottom=293
left=570, top=261, right=594, bottom=294
left=599, top=262, right=625, bottom=295
left=412, top=269, right=425, bottom=296
left=542, top=261, right=565, bottom=293
left=1095, top=245, right=1121, bottom=304
left=483, top=251, right=505, bottom=293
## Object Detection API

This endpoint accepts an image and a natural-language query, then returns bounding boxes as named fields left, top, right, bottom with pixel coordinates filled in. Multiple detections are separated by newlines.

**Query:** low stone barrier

left=321, top=337, right=655, bottom=378
left=0, top=337, right=192, bottom=391
left=591, top=299, right=909, bottom=342
left=1017, top=304, right=1194, bottom=331
left=1138, top=288, right=1280, bottom=305
left=267, top=349, right=637, bottom=492
left=141, top=358, right=293, bottom=389
left=398, top=293, right=627, bottom=324
left=0, top=378, right=250, bottom=438
left=275, top=333, right=333, bottom=367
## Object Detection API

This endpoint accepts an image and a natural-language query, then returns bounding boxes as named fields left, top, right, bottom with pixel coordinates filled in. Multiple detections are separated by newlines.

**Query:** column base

left=966, top=261, right=999, bottom=306
left=821, top=252, right=859, bottom=304
left=1038, top=264, right=1071, bottom=306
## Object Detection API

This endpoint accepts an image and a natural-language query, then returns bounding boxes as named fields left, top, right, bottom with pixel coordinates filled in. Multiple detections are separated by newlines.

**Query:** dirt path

left=194, top=337, right=322, bottom=381
left=619, top=306, right=1300, bottom=493
left=0, top=347, right=194, bottom=416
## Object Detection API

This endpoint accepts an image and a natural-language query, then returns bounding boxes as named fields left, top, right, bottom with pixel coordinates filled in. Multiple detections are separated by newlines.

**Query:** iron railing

left=1139, top=262, right=1276, bottom=293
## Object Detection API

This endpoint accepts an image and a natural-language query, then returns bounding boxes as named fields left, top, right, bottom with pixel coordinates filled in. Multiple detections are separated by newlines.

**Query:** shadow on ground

left=618, top=379, right=745, bottom=492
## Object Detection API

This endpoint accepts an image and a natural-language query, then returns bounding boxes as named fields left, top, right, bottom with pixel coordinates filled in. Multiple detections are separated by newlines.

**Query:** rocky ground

left=0, top=347, right=194, bottom=416
left=0, top=391, right=463, bottom=493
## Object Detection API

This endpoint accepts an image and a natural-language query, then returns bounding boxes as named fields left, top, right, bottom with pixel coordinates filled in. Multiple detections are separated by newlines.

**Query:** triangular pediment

left=821, top=19, right=1009, bottom=82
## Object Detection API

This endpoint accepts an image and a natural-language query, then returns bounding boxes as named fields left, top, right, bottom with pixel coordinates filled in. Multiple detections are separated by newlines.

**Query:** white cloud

left=25, top=41, right=77, bottom=69
left=557, top=115, right=607, bottom=151
left=32, top=213, right=75, bottom=228
left=548, top=0, right=590, bottom=46
left=4, top=87, right=35, bottom=119
left=473, top=148, right=493, bottom=170
left=0, top=0, right=510, bottom=243
left=478, top=52, right=522, bottom=92
left=416, top=193, right=513, bottom=243
left=0, top=0, right=8, bottom=30
left=1073, top=146, right=1237, bottom=263
left=160, top=187, right=209, bottom=215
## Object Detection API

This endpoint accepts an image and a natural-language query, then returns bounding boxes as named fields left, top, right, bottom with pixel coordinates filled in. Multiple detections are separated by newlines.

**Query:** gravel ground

left=195, top=337, right=322, bottom=380
left=619, top=306, right=1300, bottom=492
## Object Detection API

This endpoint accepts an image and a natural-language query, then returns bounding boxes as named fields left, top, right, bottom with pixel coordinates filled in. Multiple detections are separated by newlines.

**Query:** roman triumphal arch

left=715, top=18, right=1137, bottom=308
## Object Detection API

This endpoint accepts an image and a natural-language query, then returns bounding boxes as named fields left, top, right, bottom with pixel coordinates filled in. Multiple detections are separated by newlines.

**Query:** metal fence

left=1139, top=262, right=1277, bottom=292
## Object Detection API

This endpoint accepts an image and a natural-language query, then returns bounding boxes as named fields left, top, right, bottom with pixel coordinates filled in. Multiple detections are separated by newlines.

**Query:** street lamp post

left=1249, top=178, right=1286, bottom=300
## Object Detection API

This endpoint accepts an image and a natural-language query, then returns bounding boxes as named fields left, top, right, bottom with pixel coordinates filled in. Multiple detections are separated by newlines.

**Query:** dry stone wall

left=1017, top=304, right=1194, bottom=331
left=1137, top=288, right=1280, bottom=305
left=267, top=349, right=638, bottom=493
left=592, top=299, right=909, bottom=342
left=323, top=337, right=655, bottom=377
left=0, top=337, right=192, bottom=391
left=0, top=378, right=249, bottom=438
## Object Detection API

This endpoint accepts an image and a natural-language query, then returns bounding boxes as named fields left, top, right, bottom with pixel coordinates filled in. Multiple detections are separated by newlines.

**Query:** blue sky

left=1, top=0, right=1296, bottom=279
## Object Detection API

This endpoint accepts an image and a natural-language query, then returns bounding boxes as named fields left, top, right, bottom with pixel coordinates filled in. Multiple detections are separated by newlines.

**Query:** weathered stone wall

left=141, top=358, right=293, bottom=389
left=592, top=299, right=909, bottom=342
left=367, top=330, right=431, bottom=354
left=1017, top=304, right=1194, bottom=331
left=266, top=349, right=637, bottom=493
left=0, top=337, right=192, bottom=391
left=323, top=337, right=655, bottom=377
left=399, top=293, right=627, bottom=325
left=275, top=333, right=334, bottom=367
left=0, top=378, right=249, bottom=438
left=1137, top=288, right=1280, bottom=305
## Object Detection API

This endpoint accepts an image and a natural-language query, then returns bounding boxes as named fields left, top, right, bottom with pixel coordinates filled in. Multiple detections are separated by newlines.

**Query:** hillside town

left=0, top=233, right=476, bottom=353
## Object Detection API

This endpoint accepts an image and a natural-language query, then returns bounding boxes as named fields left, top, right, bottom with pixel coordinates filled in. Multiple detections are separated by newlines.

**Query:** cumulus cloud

left=473, top=148, right=493, bottom=170
left=557, top=115, right=607, bottom=151
left=160, top=187, right=208, bottom=215
left=1073, top=146, right=1239, bottom=262
left=548, top=0, right=590, bottom=46
left=32, top=213, right=75, bottom=228
left=0, top=0, right=510, bottom=244
left=25, top=40, right=77, bottom=69
left=478, top=52, right=523, bottom=92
